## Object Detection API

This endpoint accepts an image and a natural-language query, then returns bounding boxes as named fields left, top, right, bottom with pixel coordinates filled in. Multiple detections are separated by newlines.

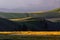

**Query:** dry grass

left=9, top=17, right=32, bottom=21
left=0, top=31, right=60, bottom=36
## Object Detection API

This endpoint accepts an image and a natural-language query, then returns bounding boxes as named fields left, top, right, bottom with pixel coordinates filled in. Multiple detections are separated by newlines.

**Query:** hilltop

left=0, top=8, right=60, bottom=19
left=48, top=8, right=60, bottom=13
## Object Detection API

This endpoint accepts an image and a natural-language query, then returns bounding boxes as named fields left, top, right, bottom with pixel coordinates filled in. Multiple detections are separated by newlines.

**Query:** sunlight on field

left=0, top=31, right=60, bottom=35
left=9, top=17, right=32, bottom=21
left=29, top=11, right=47, bottom=13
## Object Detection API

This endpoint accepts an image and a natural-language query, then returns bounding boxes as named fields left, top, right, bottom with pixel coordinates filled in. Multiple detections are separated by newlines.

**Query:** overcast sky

left=0, top=0, right=60, bottom=12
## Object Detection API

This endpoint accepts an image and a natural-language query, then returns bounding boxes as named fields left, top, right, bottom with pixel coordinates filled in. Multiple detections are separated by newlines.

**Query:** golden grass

left=0, top=31, right=60, bottom=36
left=9, top=17, right=32, bottom=21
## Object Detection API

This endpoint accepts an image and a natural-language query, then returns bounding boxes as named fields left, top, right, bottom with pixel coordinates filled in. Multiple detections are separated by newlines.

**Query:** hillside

left=0, top=8, right=60, bottom=31
left=0, top=13, right=27, bottom=19
left=0, top=17, right=22, bottom=31
left=48, top=8, right=60, bottom=13
left=0, top=8, right=60, bottom=19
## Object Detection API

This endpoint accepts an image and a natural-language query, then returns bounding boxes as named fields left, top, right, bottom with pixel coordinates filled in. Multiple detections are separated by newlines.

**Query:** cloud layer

left=0, top=0, right=60, bottom=12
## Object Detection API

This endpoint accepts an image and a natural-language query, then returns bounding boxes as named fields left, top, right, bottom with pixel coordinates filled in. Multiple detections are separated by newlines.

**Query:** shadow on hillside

left=17, top=17, right=60, bottom=31
left=0, top=17, right=60, bottom=31
left=21, top=20, right=60, bottom=31
left=0, top=17, right=23, bottom=31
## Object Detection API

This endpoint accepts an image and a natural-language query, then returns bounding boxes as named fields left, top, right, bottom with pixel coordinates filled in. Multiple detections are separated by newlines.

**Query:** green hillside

left=48, top=8, right=60, bottom=13
left=0, top=8, right=60, bottom=19
left=0, top=13, right=27, bottom=19
left=0, top=12, right=60, bottom=19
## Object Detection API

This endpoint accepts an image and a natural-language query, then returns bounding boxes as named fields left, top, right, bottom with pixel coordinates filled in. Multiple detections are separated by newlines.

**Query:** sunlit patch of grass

left=0, top=31, right=60, bottom=36
left=9, top=17, right=32, bottom=21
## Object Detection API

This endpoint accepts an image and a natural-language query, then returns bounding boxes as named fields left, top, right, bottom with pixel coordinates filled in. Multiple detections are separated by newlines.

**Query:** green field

left=0, top=8, right=60, bottom=19
left=0, top=35, right=60, bottom=40
left=0, top=12, right=60, bottom=19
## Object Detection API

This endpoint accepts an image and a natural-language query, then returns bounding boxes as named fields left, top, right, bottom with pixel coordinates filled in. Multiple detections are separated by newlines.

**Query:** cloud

left=0, top=0, right=60, bottom=12
left=0, top=0, right=42, bottom=8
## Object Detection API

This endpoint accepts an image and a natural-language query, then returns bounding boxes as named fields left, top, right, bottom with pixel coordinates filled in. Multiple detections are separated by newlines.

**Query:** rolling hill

left=0, top=8, right=60, bottom=31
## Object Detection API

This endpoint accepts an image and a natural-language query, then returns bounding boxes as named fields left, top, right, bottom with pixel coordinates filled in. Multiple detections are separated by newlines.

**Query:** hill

left=0, top=8, right=60, bottom=19
left=0, top=8, right=60, bottom=31
left=48, top=8, right=60, bottom=13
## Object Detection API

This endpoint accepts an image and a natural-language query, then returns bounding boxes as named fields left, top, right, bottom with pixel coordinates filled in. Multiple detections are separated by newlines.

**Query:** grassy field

left=0, top=31, right=60, bottom=40
left=0, top=8, right=60, bottom=40
left=1, top=31, right=60, bottom=40
left=0, top=31, right=60, bottom=35
left=0, top=12, right=60, bottom=19
left=9, top=17, right=32, bottom=21
left=0, top=34, right=60, bottom=40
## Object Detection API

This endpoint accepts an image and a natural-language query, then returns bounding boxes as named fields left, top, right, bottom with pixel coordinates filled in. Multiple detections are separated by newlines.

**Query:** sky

left=0, top=0, right=60, bottom=12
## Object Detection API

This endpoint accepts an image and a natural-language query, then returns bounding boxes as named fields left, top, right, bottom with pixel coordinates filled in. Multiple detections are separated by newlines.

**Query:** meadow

left=0, top=35, right=60, bottom=40
left=0, top=8, right=60, bottom=40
